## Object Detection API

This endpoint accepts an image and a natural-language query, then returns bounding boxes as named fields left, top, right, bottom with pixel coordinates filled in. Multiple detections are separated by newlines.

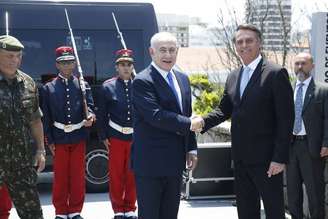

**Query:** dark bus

left=0, top=0, right=158, bottom=192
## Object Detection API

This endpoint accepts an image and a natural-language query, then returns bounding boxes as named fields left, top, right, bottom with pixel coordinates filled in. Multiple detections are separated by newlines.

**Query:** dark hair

left=233, top=24, right=263, bottom=43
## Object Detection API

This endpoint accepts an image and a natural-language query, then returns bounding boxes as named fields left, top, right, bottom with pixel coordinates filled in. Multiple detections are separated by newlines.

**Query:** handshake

left=190, top=115, right=205, bottom=132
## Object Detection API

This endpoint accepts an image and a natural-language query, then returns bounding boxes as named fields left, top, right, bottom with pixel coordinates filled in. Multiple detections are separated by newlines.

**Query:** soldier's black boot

left=70, top=215, right=84, bottom=219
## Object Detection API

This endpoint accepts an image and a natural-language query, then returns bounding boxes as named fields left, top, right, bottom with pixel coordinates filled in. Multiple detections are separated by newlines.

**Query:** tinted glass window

left=9, top=29, right=143, bottom=84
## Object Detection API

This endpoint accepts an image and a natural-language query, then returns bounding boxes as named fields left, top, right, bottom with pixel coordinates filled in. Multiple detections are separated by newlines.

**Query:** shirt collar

left=58, top=73, right=73, bottom=81
left=0, top=71, right=22, bottom=84
left=296, top=76, right=312, bottom=87
left=243, top=54, right=262, bottom=71
left=151, top=61, right=173, bottom=79
left=15, top=71, right=24, bottom=83
left=117, top=77, right=131, bottom=84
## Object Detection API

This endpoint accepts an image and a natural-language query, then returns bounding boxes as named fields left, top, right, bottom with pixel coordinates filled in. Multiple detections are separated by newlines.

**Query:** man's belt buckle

left=122, top=127, right=131, bottom=134
left=64, top=124, right=73, bottom=133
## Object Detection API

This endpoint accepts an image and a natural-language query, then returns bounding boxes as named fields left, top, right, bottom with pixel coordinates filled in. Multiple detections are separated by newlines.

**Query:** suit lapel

left=302, top=78, right=315, bottom=113
left=241, top=59, right=264, bottom=102
left=173, top=70, right=186, bottom=114
left=234, top=67, right=243, bottom=105
left=150, top=66, right=181, bottom=113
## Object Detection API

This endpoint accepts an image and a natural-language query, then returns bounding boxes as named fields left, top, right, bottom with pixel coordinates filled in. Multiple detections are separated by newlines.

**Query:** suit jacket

left=300, top=79, right=328, bottom=158
left=203, top=59, right=294, bottom=165
left=131, top=65, right=197, bottom=176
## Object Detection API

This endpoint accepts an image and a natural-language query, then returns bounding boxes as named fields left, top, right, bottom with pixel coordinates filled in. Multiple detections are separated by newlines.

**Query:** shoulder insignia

left=103, top=76, right=118, bottom=85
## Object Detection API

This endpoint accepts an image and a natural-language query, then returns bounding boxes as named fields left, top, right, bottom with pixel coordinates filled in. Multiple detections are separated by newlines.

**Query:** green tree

left=189, top=73, right=224, bottom=116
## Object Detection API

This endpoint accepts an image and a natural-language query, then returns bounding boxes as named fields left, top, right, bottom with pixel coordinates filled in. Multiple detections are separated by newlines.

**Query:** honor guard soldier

left=97, top=49, right=137, bottom=219
left=0, top=35, right=45, bottom=219
left=41, top=46, right=96, bottom=219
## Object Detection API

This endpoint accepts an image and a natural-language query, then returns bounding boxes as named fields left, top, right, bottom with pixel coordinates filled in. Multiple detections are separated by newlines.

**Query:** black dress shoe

left=70, top=215, right=84, bottom=219
left=125, top=216, right=137, bottom=219
left=55, top=217, right=66, bottom=219
left=113, top=216, right=124, bottom=219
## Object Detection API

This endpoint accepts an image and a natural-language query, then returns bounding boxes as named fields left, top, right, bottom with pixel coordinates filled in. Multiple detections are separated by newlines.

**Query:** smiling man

left=199, top=24, right=295, bottom=219
left=131, top=32, right=198, bottom=219
left=0, top=35, right=45, bottom=219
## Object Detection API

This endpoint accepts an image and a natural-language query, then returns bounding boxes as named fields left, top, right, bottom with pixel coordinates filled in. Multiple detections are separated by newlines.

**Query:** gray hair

left=150, top=32, right=178, bottom=48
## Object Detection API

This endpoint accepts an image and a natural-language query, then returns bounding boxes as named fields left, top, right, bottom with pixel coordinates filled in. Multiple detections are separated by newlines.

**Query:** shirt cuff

left=188, top=150, right=197, bottom=155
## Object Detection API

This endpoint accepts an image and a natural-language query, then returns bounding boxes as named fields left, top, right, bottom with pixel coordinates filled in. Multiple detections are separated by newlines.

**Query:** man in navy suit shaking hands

left=131, top=32, right=199, bottom=219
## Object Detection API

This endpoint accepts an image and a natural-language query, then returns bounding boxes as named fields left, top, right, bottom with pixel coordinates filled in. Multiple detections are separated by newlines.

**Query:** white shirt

left=242, top=54, right=262, bottom=80
left=294, top=76, right=312, bottom=135
left=151, top=62, right=183, bottom=111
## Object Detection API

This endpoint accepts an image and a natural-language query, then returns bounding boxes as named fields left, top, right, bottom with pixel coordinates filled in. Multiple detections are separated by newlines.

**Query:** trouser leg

left=0, top=185, right=12, bottom=219
left=7, top=166, right=43, bottom=219
left=68, top=141, right=86, bottom=214
left=53, top=144, right=70, bottom=215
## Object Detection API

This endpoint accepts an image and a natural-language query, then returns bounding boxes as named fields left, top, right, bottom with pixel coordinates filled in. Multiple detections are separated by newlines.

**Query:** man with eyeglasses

left=131, top=32, right=198, bottom=219
left=41, top=46, right=95, bottom=219
left=96, top=49, right=137, bottom=219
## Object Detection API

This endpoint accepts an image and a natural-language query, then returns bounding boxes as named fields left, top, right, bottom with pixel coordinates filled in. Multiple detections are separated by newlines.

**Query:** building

left=246, top=0, right=292, bottom=51
left=189, top=25, right=222, bottom=47
left=157, top=13, right=222, bottom=48
left=157, top=13, right=190, bottom=47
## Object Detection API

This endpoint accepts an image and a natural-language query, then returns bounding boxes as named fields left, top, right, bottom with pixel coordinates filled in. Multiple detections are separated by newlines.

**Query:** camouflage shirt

left=0, top=70, right=42, bottom=176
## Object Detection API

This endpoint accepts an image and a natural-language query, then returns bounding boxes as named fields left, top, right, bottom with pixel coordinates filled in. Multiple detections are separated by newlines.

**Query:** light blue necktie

left=293, top=83, right=304, bottom=134
left=167, top=71, right=180, bottom=107
left=240, top=66, right=251, bottom=97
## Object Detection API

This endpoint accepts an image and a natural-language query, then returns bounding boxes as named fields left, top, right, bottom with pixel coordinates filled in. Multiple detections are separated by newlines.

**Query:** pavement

left=8, top=183, right=291, bottom=219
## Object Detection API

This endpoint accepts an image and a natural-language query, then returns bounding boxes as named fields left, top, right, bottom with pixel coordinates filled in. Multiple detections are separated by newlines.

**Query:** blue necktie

left=293, top=83, right=304, bottom=134
left=240, top=66, right=251, bottom=97
left=167, top=71, right=180, bottom=107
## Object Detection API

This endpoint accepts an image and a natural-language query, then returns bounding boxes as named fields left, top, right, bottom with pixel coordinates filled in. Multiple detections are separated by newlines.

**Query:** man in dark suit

left=131, top=32, right=198, bottom=219
left=286, top=52, right=328, bottom=219
left=196, top=24, right=294, bottom=219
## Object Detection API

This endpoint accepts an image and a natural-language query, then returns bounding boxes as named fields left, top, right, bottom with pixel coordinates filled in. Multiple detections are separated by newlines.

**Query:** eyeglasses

left=158, top=47, right=177, bottom=55
left=57, top=60, right=75, bottom=65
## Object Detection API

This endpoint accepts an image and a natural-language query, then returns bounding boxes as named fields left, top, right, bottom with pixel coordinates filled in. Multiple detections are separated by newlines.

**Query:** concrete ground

left=8, top=184, right=291, bottom=219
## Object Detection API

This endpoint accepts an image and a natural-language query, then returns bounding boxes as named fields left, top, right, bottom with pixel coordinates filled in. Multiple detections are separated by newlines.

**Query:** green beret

left=0, top=35, right=24, bottom=51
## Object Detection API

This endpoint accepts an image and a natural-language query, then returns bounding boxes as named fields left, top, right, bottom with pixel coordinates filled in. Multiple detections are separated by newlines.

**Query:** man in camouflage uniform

left=0, top=35, right=46, bottom=219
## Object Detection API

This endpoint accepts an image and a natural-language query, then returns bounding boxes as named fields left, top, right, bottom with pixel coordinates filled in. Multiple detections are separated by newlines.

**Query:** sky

left=109, top=0, right=328, bottom=29
left=63, top=0, right=327, bottom=29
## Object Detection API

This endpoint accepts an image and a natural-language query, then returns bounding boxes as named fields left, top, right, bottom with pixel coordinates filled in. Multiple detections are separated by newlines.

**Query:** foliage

left=189, top=73, right=224, bottom=116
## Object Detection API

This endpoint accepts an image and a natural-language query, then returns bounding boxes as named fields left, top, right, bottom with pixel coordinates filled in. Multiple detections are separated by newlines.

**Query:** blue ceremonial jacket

left=96, top=77, right=133, bottom=141
left=41, top=75, right=94, bottom=145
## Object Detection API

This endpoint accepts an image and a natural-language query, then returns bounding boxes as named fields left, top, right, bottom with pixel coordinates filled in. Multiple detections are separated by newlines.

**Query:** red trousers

left=0, top=185, right=11, bottom=219
left=53, top=140, right=86, bottom=215
left=109, top=137, right=137, bottom=213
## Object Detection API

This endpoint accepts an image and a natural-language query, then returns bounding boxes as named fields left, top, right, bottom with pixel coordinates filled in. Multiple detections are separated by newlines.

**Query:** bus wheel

left=85, top=148, right=109, bottom=192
